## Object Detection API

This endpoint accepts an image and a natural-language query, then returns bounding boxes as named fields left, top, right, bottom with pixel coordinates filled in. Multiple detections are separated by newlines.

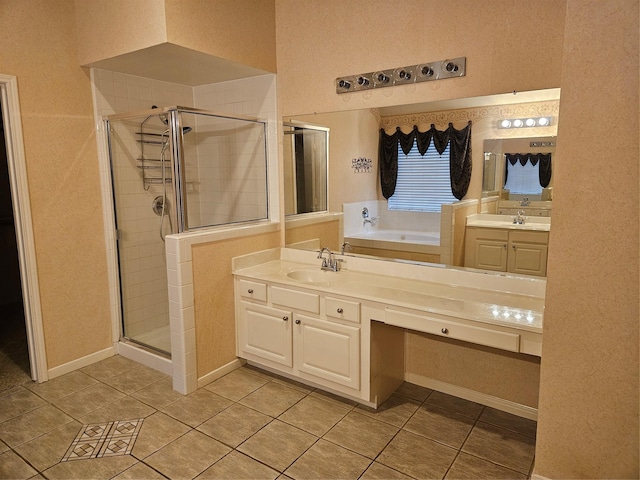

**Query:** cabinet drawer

left=239, top=279, right=267, bottom=302
left=385, top=308, right=520, bottom=353
left=271, top=286, right=320, bottom=314
left=325, top=297, right=360, bottom=324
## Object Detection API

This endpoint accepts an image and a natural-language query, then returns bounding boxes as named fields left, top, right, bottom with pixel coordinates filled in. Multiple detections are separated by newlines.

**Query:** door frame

left=1, top=74, right=47, bottom=383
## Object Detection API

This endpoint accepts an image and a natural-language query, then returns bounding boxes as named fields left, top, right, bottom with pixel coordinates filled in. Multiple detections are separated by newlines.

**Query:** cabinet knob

left=295, top=319, right=301, bottom=325
left=247, top=289, right=254, bottom=294
left=512, top=245, right=516, bottom=250
left=441, top=328, right=449, bottom=334
left=282, top=316, right=288, bottom=322
left=337, top=308, right=343, bottom=314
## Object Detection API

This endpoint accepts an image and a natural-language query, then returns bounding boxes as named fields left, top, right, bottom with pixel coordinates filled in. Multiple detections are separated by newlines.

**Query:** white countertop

left=233, top=252, right=544, bottom=334
left=466, top=214, right=551, bottom=232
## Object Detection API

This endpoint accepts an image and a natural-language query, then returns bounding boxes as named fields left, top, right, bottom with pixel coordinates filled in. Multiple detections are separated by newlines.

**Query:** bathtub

left=344, top=229, right=443, bottom=262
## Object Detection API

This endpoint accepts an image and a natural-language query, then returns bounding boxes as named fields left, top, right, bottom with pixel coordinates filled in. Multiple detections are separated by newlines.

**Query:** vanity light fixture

left=498, top=116, right=553, bottom=129
left=336, top=57, right=466, bottom=94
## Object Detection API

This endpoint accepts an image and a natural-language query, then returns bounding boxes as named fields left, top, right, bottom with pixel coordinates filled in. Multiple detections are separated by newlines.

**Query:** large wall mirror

left=284, top=88, right=560, bottom=272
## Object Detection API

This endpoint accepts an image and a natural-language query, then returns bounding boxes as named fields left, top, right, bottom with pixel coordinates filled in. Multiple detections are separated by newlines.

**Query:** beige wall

left=275, top=0, right=566, bottom=116
left=535, top=0, right=639, bottom=477
left=74, top=0, right=168, bottom=66
left=406, top=333, right=540, bottom=407
left=75, top=0, right=276, bottom=73
left=164, top=0, right=276, bottom=73
left=0, top=0, right=112, bottom=368
left=285, top=220, right=341, bottom=252
left=192, top=231, right=280, bottom=378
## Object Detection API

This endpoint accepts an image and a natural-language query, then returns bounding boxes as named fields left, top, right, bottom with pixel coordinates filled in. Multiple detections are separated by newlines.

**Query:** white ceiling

left=87, top=43, right=270, bottom=86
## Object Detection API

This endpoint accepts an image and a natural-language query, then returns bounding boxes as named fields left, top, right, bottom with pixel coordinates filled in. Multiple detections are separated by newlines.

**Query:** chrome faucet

left=361, top=207, right=379, bottom=227
left=513, top=210, right=526, bottom=225
left=520, top=197, right=530, bottom=207
left=341, top=241, right=352, bottom=254
left=317, top=247, right=342, bottom=271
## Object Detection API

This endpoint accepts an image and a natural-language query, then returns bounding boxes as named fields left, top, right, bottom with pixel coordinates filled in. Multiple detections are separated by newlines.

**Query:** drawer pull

left=337, top=308, right=343, bottom=314
left=282, top=316, right=288, bottom=322
left=295, top=319, right=301, bottom=325
left=247, top=289, right=254, bottom=294
left=441, top=328, right=449, bottom=334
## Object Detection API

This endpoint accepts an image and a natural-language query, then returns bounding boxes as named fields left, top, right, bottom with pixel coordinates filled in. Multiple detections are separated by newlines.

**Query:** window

left=503, top=161, right=541, bottom=195
left=388, top=141, right=457, bottom=212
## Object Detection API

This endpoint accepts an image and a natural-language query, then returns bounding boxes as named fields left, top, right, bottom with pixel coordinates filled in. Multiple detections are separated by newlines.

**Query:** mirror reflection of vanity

left=483, top=136, right=555, bottom=218
left=283, top=88, right=559, bottom=276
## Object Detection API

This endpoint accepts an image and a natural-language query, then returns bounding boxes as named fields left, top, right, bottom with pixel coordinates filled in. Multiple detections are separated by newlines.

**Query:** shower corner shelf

left=137, top=130, right=171, bottom=189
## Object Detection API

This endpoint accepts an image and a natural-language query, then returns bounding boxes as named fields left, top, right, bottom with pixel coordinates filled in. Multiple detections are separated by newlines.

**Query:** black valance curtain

left=379, top=121, right=472, bottom=200
left=504, top=153, right=552, bottom=188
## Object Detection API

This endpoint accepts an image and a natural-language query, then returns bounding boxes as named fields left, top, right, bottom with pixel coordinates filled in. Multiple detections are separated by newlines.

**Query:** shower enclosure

left=105, top=106, right=268, bottom=356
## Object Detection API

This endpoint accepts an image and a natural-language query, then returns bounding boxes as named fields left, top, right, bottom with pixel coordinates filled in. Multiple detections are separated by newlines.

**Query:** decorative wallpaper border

left=379, top=100, right=560, bottom=132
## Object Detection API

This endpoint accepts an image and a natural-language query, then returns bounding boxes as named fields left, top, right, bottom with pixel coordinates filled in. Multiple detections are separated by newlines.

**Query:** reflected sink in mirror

left=287, top=268, right=343, bottom=286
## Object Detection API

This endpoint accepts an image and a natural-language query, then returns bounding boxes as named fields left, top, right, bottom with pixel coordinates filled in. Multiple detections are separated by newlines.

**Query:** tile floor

left=0, top=355, right=537, bottom=479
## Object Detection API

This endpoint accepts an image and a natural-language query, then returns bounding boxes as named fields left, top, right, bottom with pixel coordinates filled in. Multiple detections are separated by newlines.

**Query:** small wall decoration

left=352, top=157, right=372, bottom=173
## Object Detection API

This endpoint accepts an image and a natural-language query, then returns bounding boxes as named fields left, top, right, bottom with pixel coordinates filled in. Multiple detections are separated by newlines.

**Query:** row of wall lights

left=336, top=57, right=466, bottom=94
left=499, top=116, right=553, bottom=129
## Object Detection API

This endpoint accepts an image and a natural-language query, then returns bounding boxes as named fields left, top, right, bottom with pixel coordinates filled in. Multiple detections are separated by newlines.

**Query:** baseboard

left=47, top=346, right=115, bottom=380
left=405, top=372, right=538, bottom=421
left=197, top=358, right=245, bottom=388
left=530, top=474, right=550, bottom=480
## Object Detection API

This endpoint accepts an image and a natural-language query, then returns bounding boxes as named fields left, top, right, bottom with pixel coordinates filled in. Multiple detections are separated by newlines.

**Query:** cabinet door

left=465, top=227, right=508, bottom=271
left=294, top=315, right=360, bottom=390
left=238, top=302, right=293, bottom=367
left=508, top=242, right=548, bottom=276
left=475, top=239, right=508, bottom=271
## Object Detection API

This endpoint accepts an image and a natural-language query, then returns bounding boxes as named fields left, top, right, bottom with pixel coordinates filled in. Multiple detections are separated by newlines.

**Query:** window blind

left=504, top=161, right=540, bottom=194
left=388, top=141, right=457, bottom=212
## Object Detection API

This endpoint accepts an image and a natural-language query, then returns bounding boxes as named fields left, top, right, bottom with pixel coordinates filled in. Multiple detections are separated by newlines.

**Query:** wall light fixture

left=336, top=57, right=466, bottom=94
left=498, top=116, right=553, bottom=129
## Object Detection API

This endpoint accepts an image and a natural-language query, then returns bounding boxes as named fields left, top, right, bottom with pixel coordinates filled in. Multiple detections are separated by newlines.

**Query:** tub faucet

left=317, top=247, right=342, bottom=271
left=513, top=210, right=526, bottom=225
left=361, top=207, right=378, bottom=227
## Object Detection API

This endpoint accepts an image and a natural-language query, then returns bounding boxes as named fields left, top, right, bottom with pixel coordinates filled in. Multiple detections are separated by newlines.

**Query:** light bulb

left=501, top=120, right=512, bottom=128
left=513, top=119, right=524, bottom=128
left=538, top=117, right=550, bottom=126
left=525, top=118, right=536, bottom=127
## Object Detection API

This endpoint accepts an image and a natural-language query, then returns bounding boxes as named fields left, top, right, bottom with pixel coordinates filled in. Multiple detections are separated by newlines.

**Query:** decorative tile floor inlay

left=61, top=418, right=144, bottom=462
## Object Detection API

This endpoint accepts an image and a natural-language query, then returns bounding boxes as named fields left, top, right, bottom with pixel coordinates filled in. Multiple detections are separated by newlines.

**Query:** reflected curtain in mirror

left=504, top=153, right=552, bottom=188
left=379, top=122, right=472, bottom=200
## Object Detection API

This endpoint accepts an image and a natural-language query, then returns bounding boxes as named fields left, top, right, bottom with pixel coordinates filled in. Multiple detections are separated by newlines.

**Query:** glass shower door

left=107, top=112, right=174, bottom=356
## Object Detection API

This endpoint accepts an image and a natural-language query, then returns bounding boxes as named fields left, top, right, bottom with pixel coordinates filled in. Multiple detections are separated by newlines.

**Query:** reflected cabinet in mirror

left=283, top=88, right=560, bottom=276
left=283, top=122, right=329, bottom=216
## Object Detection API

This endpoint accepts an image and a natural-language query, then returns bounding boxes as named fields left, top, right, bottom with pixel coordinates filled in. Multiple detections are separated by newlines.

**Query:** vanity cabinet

left=236, top=279, right=362, bottom=394
left=465, top=227, right=549, bottom=276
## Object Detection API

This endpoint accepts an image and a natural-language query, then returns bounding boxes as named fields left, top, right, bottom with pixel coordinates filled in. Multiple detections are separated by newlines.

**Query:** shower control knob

left=337, top=308, right=344, bottom=314
left=247, top=289, right=254, bottom=294
left=295, top=319, right=301, bottom=325
left=441, top=328, right=449, bottom=334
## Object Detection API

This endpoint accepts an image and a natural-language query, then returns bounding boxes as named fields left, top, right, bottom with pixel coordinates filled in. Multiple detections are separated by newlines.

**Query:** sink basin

left=286, top=269, right=341, bottom=285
